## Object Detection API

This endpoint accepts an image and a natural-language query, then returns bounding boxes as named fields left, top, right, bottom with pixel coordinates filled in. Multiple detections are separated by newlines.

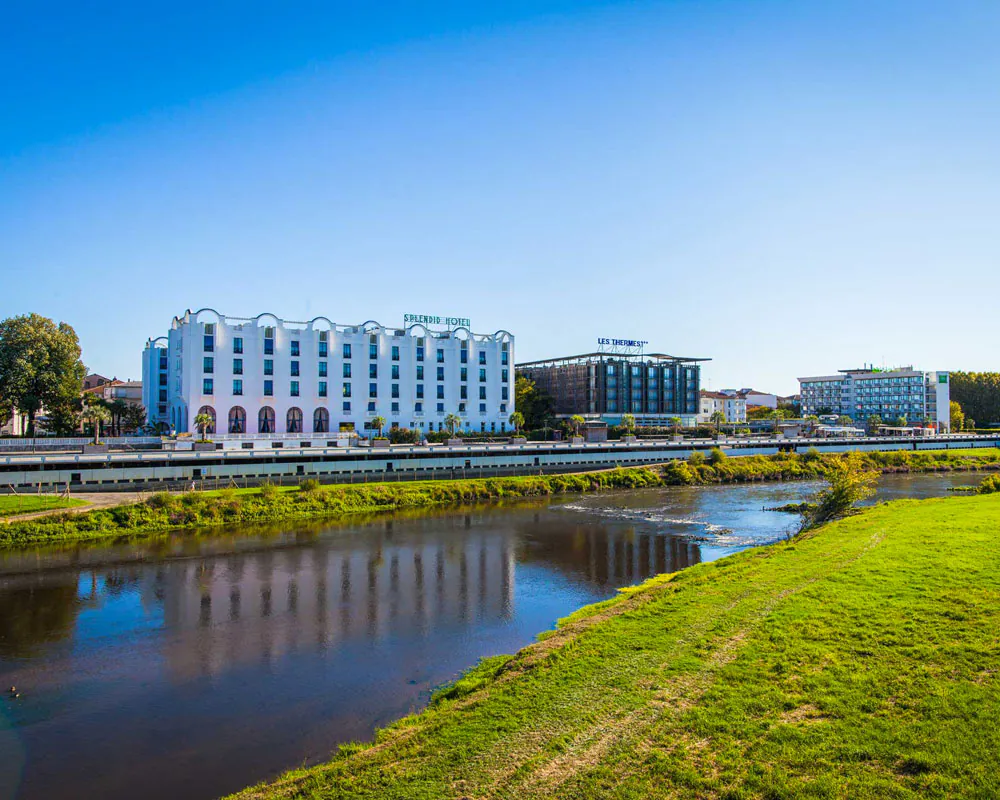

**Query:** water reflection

left=0, top=472, right=983, bottom=800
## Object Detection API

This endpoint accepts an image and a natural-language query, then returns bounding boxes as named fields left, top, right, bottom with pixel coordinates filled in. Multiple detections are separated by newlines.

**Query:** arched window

left=258, top=406, right=275, bottom=434
left=313, top=407, right=329, bottom=433
left=287, top=407, right=303, bottom=433
left=196, top=405, right=216, bottom=434
left=228, top=406, right=246, bottom=434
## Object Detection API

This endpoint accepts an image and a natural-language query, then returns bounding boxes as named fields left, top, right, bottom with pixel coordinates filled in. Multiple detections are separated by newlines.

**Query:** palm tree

left=509, top=411, right=524, bottom=434
left=710, top=410, right=726, bottom=434
left=110, top=398, right=129, bottom=436
left=668, top=416, right=682, bottom=437
left=193, top=412, right=214, bottom=440
left=371, top=415, right=387, bottom=439
left=82, top=404, right=111, bottom=444
left=621, top=413, right=636, bottom=437
left=444, top=413, right=462, bottom=437
left=569, top=414, right=585, bottom=438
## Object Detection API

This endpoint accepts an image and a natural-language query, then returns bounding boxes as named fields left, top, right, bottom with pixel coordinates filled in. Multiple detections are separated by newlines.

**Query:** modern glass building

left=516, top=351, right=707, bottom=427
left=799, top=367, right=950, bottom=430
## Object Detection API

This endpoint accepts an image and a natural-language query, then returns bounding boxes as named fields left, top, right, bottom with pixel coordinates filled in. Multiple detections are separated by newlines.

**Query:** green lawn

left=230, top=494, right=1000, bottom=800
left=0, top=495, right=86, bottom=517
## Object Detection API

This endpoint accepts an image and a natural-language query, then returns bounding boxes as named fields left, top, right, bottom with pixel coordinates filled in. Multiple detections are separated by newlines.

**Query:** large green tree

left=0, top=314, right=86, bottom=436
left=950, top=372, right=1000, bottom=427
left=514, top=376, right=554, bottom=431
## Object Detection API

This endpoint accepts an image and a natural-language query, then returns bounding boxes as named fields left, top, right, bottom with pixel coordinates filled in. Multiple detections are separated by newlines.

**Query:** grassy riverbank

left=1, top=448, right=997, bottom=547
left=0, top=495, right=86, bottom=518
left=230, top=492, right=1000, bottom=800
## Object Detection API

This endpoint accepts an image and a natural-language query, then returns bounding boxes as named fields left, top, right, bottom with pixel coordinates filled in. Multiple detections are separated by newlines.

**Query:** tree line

left=950, top=372, right=1000, bottom=428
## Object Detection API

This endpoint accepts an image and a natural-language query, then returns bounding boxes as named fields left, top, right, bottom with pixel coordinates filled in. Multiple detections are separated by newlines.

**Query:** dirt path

left=1, top=492, right=143, bottom=522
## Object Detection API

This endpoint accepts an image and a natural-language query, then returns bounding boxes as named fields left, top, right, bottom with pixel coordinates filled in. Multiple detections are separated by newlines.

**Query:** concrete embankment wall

left=0, top=436, right=997, bottom=493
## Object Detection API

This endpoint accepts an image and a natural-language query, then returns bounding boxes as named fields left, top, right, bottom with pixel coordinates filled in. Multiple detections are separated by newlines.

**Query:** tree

left=966, top=417, right=976, bottom=431
left=0, top=314, right=87, bottom=436
left=668, top=416, right=682, bottom=436
left=866, top=414, right=883, bottom=435
left=710, top=410, right=725, bottom=434
left=193, top=412, right=214, bottom=440
left=109, top=398, right=129, bottom=436
left=514, top=376, right=554, bottom=431
left=81, top=404, right=110, bottom=444
left=800, top=453, right=878, bottom=531
left=621, top=413, right=636, bottom=436
left=443, top=413, right=461, bottom=437
left=122, top=405, right=147, bottom=434
left=950, top=401, right=965, bottom=434
left=891, top=415, right=908, bottom=428
left=371, top=415, right=387, bottom=438
left=569, top=414, right=585, bottom=437
left=509, top=411, right=524, bottom=434
left=836, top=415, right=853, bottom=427
left=950, top=372, right=1000, bottom=427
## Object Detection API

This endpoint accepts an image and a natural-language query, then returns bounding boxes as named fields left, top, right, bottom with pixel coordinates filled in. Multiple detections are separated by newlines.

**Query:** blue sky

left=2, top=0, right=998, bottom=395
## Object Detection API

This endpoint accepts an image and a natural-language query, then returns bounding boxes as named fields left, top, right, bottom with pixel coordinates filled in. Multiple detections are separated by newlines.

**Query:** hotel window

left=264, top=359, right=273, bottom=376
left=479, top=368, right=487, bottom=382
left=502, top=349, right=508, bottom=367
left=368, top=401, right=376, bottom=412
left=460, top=367, right=467, bottom=382
left=437, top=402, right=444, bottom=413
left=159, top=355, right=168, bottom=370
left=343, top=383, right=352, bottom=398
left=203, top=323, right=214, bottom=352
left=203, top=378, right=214, bottom=395
left=415, top=402, right=423, bottom=412
left=264, top=380, right=273, bottom=396
left=479, top=403, right=487, bottom=413
left=392, top=384, right=399, bottom=398
left=460, top=386, right=468, bottom=400
left=343, top=401, right=351, bottom=413
left=319, top=361, right=327, bottom=377
left=459, top=402, right=466, bottom=412
left=437, top=366, right=445, bottom=381
left=416, top=365, right=424, bottom=380
left=158, top=389, right=167, bottom=402
left=233, top=358, right=243, bottom=375
left=203, top=356, right=214, bottom=373
left=369, top=364, right=378, bottom=379
left=416, top=338, right=424, bottom=361
left=500, top=403, right=506, bottom=413
left=264, top=327, right=274, bottom=355
left=318, top=331, right=328, bottom=358
left=479, top=387, right=486, bottom=400
left=391, top=364, right=399, bottom=380
left=343, top=363, right=352, bottom=378
left=319, top=381, right=328, bottom=397
left=416, top=384, right=424, bottom=399
left=436, top=349, right=444, bottom=363
left=290, top=361, right=300, bottom=377
left=370, top=343, right=378, bottom=359
left=436, top=385, right=444, bottom=399
left=502, top=387, right=509, bottom=401
left=479, top=352, right=486, bottom=365
left=233, top=379, right=243, bottom=396
left=391, top=345, right=399, bottom=361
left=391, top=402, right=399, bottom=413
left=461, top=342, right=468, bottom=364
left=233, top=337, right=243, bottom=354
left=290, top=381, right=300, bottom=397
left=343, top=343, right=352, bottom=359
left=502, top=369, right=508, bottom=383
left=369, top=383, right=378, bottom=398
left=290, top=340, right=300, bottom=357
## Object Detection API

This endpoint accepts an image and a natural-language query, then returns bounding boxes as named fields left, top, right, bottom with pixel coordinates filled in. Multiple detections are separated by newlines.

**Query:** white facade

left=799, top=368, right=950, bottom=431
left=698, top=391, right=747, bottom=424
left=143, top=310, right=514, bottom=436
left=721, top=388, right=777, bottom=409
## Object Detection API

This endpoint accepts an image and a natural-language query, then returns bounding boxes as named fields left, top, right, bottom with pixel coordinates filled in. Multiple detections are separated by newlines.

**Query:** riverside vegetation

left=1, top=448, right=998, bottom=547
left=228, top=490, right=1000, bottom=800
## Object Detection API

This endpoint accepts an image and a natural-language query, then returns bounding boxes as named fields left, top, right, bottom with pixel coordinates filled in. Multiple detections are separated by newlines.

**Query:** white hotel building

left=143, top=309, right=514, bottom=436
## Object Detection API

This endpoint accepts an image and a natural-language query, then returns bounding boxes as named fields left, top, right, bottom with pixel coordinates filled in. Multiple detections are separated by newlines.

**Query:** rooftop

left=517, top=351, right=710, bottom=368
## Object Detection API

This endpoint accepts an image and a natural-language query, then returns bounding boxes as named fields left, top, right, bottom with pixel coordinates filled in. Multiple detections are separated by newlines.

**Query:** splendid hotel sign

left=404, top=313, right=471, bottom=329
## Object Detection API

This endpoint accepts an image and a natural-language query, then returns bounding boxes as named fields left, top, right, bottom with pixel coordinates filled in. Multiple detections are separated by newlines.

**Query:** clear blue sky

left=2, top=1, right=998, bottom=395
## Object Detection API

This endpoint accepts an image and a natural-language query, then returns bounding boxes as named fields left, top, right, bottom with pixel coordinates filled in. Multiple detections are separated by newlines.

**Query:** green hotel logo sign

left=404, top=314, right=471, bottom=328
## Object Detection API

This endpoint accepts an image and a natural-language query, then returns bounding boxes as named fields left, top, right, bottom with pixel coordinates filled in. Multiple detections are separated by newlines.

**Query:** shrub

left=708, top=447, right=727, bottom=465
left=300, top=478, right=322, bottom=493
left=259, top=482, right=278, bottom=500
left=801, top=453, right=879, bottom=531
left=688, top=451, right=706, bottom=466
left=978, top=474, right=1000, bottom=494
left=147, top=492, right=174, bottom=509
left=802, top=447, right=821, bottom=462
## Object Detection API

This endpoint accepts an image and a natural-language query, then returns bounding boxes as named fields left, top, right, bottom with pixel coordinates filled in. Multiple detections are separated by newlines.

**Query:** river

left=0, top=472, right=983, bottom=800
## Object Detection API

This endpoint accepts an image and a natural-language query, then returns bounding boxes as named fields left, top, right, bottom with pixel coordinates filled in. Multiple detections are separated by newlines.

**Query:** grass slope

left=0, top=495, right=86, bottom=518
left=230, top=493, right=1000, bottom=800
left=1, top=449, right=998, bottom=547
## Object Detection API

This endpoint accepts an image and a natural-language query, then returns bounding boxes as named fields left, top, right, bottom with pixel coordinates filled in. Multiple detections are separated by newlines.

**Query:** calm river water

left=0, top=473, right=982, bottom=800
